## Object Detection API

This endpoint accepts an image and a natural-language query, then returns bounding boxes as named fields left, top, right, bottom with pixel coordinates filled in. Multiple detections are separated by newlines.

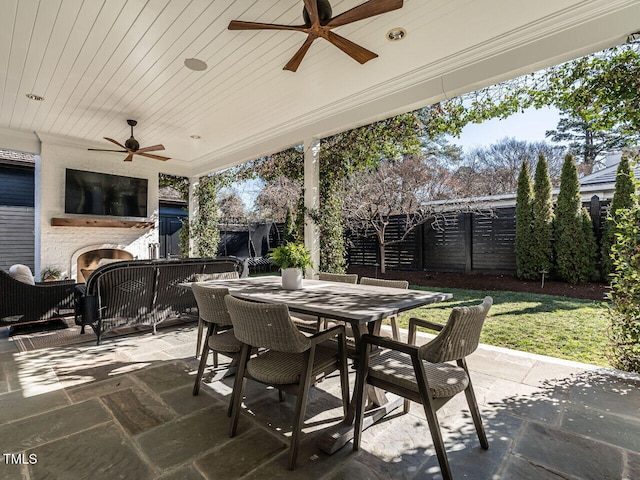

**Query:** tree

left=282, top=207, right=297, bottom=244
left=607, top=166, right=640, bottom=372
left=253, top=177, right=302, bottom=222
left=531, top=154, right=554, bottom=275
left=601, top=156, right=636, bottom=279
left=456, top=138, right=565, bottom=196
left=515, top=160, right=536, bottom=279
left=422, top=43, right=640, bottom=168
left=554, top=154, right=597, bottom=283
left=342, top=156, right=462, bottom=273
left=218, top=192, right=246, bottom=220
left=546, top=114, right=632, bottom=174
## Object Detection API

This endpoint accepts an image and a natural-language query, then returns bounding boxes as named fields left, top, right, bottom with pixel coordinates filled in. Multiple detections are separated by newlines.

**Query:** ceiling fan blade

left=328, top=0, right=404, bottom=28
left=104, top=137, right=128, bottom=150
left=137, top=152, right=171, bottom=161
left=88, top=148, right=127, bottom=153
left=136, top=144, right=165, bottom=153
left=303, top=0, right=319, bottom=26
left=228, top=20, right=306, bottom=32
left=284, top=35, right=316, bottom=72
left=124, top=153, right=134, bottom=162
left=325, top=30, right=378, bottom=64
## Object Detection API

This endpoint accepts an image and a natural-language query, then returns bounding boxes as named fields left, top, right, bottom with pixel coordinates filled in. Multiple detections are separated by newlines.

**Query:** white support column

left=304, top=138, right=321, bottom=276
left=188, top=176, right=199, bottom=258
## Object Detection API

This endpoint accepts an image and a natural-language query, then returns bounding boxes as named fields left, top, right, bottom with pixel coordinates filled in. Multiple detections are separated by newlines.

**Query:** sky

left=449, top=106, right=561, bottom=153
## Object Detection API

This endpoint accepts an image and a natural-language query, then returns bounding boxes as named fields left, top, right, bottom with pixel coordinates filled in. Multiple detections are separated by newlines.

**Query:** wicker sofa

left=0, top=270, right=77, bottom=326
left=75, top=257, right=246, bottom=344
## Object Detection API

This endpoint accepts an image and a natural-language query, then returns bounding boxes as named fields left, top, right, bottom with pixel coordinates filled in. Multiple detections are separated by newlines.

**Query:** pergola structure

left=0, top=0, right=638, bottom=275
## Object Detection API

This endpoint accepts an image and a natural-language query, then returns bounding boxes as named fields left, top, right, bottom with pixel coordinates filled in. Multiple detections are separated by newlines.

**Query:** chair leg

left=279, top=390, right=285, bottom=402
left=213, top=351, right=219, bottom=368
left=288, top=347, right=316, bottom=470
left=193, top=341, right=211, bottom=396
left=196, top=318, right=204, bottom=358
left=352, top=342, right=371, bottom=451
left=338, top=333, right=350, bottom=417
left=229, top=344, right=251, bottom=434
left=459, top=360, right=489, bottom=449
left=413, top=357, right=452, bottom=480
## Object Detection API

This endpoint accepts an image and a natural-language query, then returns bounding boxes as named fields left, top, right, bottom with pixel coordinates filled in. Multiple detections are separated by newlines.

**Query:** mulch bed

left=347, top=266, right=608, bottom=301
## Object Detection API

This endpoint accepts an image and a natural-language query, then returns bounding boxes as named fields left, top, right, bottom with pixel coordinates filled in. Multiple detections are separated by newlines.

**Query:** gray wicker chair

left=353, top=296, right=493, bottom=480
left=192, top=271, right=240, bottom=358
left=191, top=284, right=242, bottom=396
left=317, top=272, right=358, bottom=284
left=224, top=295, right=350, bottom=470
left=360, top=277, right=408, bottom=340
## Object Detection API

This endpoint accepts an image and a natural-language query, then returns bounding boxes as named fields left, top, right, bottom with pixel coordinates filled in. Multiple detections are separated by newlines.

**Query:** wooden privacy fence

left=346, top=196, right=610, bottom=274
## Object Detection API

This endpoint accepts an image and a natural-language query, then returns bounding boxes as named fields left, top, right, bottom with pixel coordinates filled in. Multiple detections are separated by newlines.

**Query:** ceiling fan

left=228, top=0, right=404, bottom=72
left=88, top=119, right=170, bottom=162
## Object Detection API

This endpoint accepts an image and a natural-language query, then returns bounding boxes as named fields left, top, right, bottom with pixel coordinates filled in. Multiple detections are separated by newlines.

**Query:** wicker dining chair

left=359, top=277, right=409, bottom=341
left=224, top=295, right=350, bottom=470
left=193, top=271, right=240, bottom=358
left=353, top=296, right=493, bottom=480
left=191, top=284, right=242, bottom=396
left=317, top=272, right=359, bottom=284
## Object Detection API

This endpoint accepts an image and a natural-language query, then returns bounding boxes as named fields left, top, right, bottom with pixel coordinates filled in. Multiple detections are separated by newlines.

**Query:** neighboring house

left=0, top=150, right=36, bottom=272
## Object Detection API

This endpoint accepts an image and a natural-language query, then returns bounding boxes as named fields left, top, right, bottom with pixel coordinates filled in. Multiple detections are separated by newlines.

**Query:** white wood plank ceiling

left=0, top=0, right=638, bottom=176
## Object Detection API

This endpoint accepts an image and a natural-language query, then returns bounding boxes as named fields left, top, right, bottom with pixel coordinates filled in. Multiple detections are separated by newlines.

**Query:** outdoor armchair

left=192, top=271, right=240, bottom=358
left=191, top=284, right=243, bottom=397
left=224, top=295, right=350, bottom=470
left=353, top=296, right=493, bottom=480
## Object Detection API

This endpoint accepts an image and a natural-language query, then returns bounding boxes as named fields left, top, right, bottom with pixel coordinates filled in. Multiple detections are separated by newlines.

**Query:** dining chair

left=353, top=296, right=493, bottom=480
left=317, top=272, right=358, bottom=284
left=359, top=277, right=409, bottom=341
left=193, top=271, right=240, bottom=358
left=191, top=284, right=242, bottom=396
left=224, top=295, right=350, bottom=470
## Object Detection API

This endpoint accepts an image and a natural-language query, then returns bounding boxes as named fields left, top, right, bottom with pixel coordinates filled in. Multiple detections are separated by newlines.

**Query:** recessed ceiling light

left=386, top=28, right=407, bottom=42
left=190, top=135, right=201, bottom=140
left=25, top=93, right=44, bottom=101
left=184, top=58, right=207, bottom=71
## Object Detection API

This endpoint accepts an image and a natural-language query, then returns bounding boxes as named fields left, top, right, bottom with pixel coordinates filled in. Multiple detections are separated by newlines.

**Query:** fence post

left=590, top=195, right=601, bottom=241
left=464, top=213, right=472, bottom=273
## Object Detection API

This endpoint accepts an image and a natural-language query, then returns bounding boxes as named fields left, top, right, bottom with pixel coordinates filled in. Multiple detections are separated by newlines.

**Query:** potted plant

left=40, top=266, right=63, bottom=282
left=268, top=243, right=312, bottom=290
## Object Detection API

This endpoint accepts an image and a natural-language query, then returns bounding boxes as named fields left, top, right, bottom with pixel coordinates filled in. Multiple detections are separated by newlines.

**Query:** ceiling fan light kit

left=228, top=0, right=404, bottom=72
left=87, top=119, right=171, bottom=162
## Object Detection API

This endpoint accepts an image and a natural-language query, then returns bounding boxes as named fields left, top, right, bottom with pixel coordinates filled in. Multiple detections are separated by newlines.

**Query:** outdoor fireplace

left=71, top=244, right=135, bottom=283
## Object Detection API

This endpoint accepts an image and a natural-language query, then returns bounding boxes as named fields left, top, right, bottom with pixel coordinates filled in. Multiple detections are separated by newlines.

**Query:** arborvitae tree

left=515, top=160, right=536, bottom=279
left=282, top=207, right=297, bottom=244
left=601, top=156, right=636, bottom=279
left=531, top=154, right=554, bottom=275
left=608, top=170, right=640, bottom=372
left=555, top=154, right=597, bottom=283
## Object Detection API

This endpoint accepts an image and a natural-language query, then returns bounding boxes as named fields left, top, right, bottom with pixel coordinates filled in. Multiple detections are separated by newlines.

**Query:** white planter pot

left=281, top=268, right=303, bottom=290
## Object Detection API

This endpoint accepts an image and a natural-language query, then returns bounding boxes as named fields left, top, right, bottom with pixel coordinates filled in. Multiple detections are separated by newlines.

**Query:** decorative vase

left=281, top=268, right=303, bottom=290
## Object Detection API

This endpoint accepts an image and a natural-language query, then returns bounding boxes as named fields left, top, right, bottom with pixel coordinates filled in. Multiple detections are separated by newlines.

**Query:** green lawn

left=399, top=286, right=610, bottom=367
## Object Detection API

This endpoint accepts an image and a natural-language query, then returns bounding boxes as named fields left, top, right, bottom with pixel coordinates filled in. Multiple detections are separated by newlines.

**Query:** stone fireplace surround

left=71, top=244, right=136, bottom=283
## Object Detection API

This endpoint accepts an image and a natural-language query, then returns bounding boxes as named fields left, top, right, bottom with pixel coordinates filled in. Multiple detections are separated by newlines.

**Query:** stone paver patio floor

left=1, top=321, right=639, bottom=479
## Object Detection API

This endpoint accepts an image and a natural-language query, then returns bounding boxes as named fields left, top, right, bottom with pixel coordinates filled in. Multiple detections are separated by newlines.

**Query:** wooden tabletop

left=184, top=275, right=452, bottom=324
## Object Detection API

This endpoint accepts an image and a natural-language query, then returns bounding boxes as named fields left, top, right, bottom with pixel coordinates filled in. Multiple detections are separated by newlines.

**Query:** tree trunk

left=379, top=243, right=386, bottom=274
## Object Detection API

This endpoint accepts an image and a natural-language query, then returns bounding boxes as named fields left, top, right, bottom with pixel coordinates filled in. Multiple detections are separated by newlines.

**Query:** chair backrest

left=420, top=296, right=493, bottom=363
left=318, top=272, right=358, bottom=284
left=192, top=284, right=233, bottom=326
left=360, top=277, right=408, bottom=289
left=192, top=271, right=239, bottom=282
left=224, top=296, right=311, bottom=353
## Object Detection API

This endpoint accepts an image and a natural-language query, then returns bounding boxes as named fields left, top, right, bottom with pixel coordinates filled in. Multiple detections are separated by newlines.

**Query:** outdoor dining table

left=184, top=275, right=452, bottom=454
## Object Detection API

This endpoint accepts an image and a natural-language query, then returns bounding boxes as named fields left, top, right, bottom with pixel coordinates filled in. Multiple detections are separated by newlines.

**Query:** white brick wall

left=37, top=140, right=164, bottom=281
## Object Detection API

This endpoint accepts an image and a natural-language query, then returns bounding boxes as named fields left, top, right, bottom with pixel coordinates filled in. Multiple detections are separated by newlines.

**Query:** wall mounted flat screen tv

left=65, top=169, right=148, bottom=217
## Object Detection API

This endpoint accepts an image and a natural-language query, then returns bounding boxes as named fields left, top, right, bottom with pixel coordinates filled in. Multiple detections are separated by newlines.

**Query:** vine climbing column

left=304, top=138, right=320, bottom=275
